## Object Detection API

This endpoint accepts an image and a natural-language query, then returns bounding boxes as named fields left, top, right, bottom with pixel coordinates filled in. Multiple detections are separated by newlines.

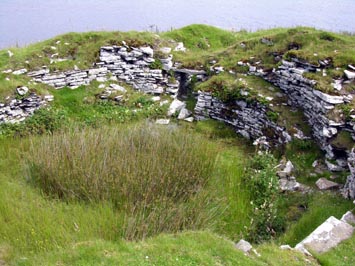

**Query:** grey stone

left=344, top=70, right=355, bottom=79
left=155, top=119, right=170, bottom=125
left=139, top=46, right=154, bottom=57
left=325, top=160, right=345, bottom=172
left=110, top=84, right=127, bottom=93
left=184, top=117, right=194, bottom=122
left=168, top=99, right=186, bottom=116
left=12, top=68, right=28, bottom=75
left=277, top=160, right=294, bottom=178
left=316, top=178, right=340, bottom=190
left=174, top=42, right=186, bottom=52
left=279, top=178, right=301, bottom=192
left=341, top=211, right=355, bottom=225
left=16, top=86, right=29, bottom=96
left=177, top=107, right=191, bottom=120
left=235, top=239, right=252, bottom=253
left=295, top=216, right=354, bottom=253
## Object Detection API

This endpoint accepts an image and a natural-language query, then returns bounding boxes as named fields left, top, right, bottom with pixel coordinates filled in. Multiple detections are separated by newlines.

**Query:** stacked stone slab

left=98, top=46, right=169, bottom=94
left=28, top=68, right=108, bottom=89
left=194, top=91, right=290, bottom=145
left=264, top=60, right=353, bottom=161
left=0, top=93, right=50, bottom=124
left=27, top=45, right=177, bottom=95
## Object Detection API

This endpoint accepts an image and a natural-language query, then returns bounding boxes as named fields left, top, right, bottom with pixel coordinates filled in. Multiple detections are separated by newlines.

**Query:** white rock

left=344, top=70, right=355, bottom=79
left=341, top=211, right=355, bottom=225
left=322, top=127, right=338, bottom=138
left=235, top=239, right=252, bottom=253
left=151, top=96, right=161, bottom=102
left=249, top=66, right=257, bottom=72
left=88, top=67, right=108, bottom=75
left=280, top=245, right=292, bottom=250
left=44, top=95, right=54, bottom=102
left=174, top=42, right=186, bottom=52
left=325, top=160, right=345, bottom=172
left=295, top=216, right=354, bottom=253
left=167, top=99, right=185, bottom=116
left=277, top=160, right=294, bottom=178
left=98, top=84, right=106, bottom=89
left=16, top=86, right=29, bottom=96
left=184, top=117, right=194, bottom=123
left=12, top=68, right=27, bottom=75
left=110, top=84, right=127, bottom=93
left=332, top=80, right=342, bottom=91
left=155, top=119, right=170, bottom=125
left=7, top=50, right=13, bottom=57
left=139, top=46, right=154, bottom=57
left=50, top=46, right=57, bottom=50
left=313, top=90, right=344, bottom=104
left=2, top=69, right=12, bottom=73
left=177, top=107, right=191, bottom=120
left=96, top=77, right=107, bottom=83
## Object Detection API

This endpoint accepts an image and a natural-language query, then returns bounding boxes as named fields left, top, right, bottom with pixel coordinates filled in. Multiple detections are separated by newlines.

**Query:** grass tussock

left=26, top=124, right=219, bottom=239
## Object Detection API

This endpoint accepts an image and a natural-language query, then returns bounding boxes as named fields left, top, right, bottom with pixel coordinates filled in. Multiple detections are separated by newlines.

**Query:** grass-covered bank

left=0, top=120, right=254, bottom=262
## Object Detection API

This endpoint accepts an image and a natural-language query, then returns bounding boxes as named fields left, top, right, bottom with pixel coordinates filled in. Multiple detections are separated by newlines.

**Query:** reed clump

left=26, top=123, right=219, bottom=239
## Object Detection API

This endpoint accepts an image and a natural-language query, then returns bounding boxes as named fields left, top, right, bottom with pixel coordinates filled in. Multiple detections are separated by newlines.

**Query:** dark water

left=0, top=0, right=354, bottom=49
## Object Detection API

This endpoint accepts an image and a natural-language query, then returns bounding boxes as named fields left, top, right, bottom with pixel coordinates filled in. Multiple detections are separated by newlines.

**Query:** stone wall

left=263, top=60, right=354, bottom=163
left=0, top=92, right=52, bottom=124
left=28, top=45, right=178, bottom=95
left=194, top=91, right=290, bottom=146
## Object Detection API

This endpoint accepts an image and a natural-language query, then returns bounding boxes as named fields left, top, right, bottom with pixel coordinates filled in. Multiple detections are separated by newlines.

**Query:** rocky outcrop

left=194, top=91, right=290, bottom=145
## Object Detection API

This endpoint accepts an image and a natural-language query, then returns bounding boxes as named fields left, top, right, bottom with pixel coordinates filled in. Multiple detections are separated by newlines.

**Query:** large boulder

left=295, top=216, right=354, bottom=254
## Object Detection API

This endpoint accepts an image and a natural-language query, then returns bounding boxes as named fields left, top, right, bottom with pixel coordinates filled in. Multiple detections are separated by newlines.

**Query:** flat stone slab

left=295, top=216, right=354, bottom=254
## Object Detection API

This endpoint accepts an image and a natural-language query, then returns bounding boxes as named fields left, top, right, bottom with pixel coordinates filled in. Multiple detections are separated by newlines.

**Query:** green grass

left=14, top=231, right=319, bottom=266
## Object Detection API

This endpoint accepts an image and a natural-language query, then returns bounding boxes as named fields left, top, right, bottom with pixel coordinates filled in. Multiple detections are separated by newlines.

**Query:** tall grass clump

left=26, top=123, right=219, bottom=239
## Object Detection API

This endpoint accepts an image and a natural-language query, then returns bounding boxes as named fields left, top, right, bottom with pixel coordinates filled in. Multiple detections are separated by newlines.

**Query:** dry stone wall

left=28, top=45, right=178, bottom=95
left=264, top=60, right=354, bottom=162
left=194, top=91, right=290, bottom=146
left=0, top=93, right=52, bottom=124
